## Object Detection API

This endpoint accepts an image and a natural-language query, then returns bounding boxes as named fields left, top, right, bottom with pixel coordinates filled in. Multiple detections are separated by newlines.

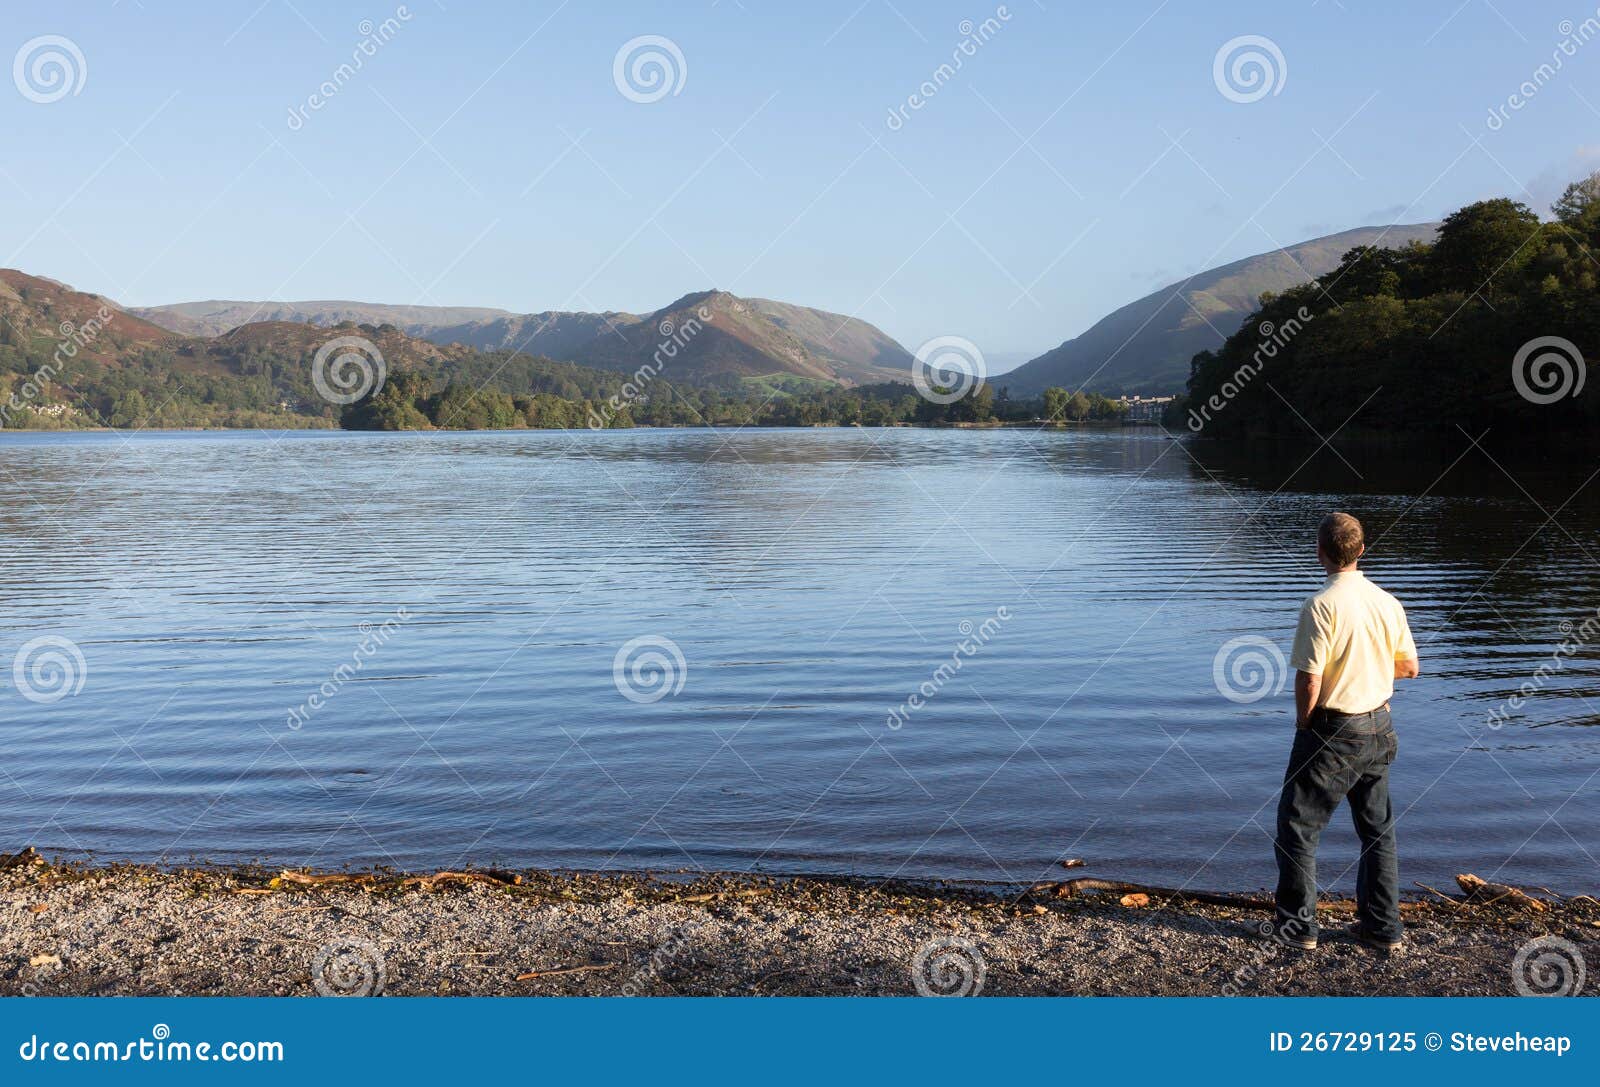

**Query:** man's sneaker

left=1348, top=924, right=1403, bottom=953
left=1260, top=919, right=1316, bottom=950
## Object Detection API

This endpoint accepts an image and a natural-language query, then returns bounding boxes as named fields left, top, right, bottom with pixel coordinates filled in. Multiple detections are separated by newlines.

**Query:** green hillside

left=1005, top=224, right=1440, bottom=395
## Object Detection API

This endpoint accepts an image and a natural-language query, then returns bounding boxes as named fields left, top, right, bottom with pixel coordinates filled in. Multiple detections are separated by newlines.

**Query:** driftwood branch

left=515, top=962, right=618, bottom=981
left=675, top=888, right=771, bottom=904
left=272, top=869, right=522, bottom=891
left=1413, top=881, right=1465, bottom=908
left=1456, top=873, right=1549, bottom=912
left=1053, top=878, right=1276, bottom=910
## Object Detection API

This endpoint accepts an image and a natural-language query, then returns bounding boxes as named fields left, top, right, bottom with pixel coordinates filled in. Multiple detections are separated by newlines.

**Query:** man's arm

left=1394, top=603, right=1419, bottom=680
left=1295, top=670, right=1321, bottom=729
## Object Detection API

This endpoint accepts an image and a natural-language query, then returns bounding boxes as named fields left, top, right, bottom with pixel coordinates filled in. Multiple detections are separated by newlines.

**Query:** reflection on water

left=0, top=427, right=1594, bottom=891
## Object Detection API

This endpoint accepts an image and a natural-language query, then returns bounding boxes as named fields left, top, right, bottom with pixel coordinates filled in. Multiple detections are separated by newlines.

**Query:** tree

left=109, top=389, right=149, bottom=428
left=1042, top=386, right=1069, bottom=422
left=1183, top=184, right=1600, bottom=444
left=1327, top=245, right=1402, bottom=300
left=1428, top=198, right=1541, bottom=293
left=945, top=384, right=994, bottom=423
left=1552, top=170, right=1600, bottom=225
left=340, top=370, right=432, bottom=430
left=428, top=384, right=517, bottom=429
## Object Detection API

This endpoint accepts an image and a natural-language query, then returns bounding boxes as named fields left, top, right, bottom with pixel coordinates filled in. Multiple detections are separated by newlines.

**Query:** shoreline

left=5, top=854, right=1593, bottom=996
left=0, top=419, right=1163, bottom=435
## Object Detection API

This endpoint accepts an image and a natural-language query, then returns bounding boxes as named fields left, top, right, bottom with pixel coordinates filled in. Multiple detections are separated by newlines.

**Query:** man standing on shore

left=1272, top=512, right=1419, bottom=952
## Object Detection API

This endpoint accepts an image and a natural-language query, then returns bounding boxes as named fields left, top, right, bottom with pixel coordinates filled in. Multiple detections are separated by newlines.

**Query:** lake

left=1, top=427, right=1595, bottom=892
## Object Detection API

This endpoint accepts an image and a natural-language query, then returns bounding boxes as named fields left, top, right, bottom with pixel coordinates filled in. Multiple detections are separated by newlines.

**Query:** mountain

left=423, top=310, right=641, bottom=357
left=0, top=269, right=513, bottom=429
left=133, top=292, right=911, bottom=386
left=1004, top=223, right=1441, bottom=395
left=2, top=268, right=917, bottom=431
left=746, top=299, right=910, bottom=384
left=197, top=319, right=479, bottom=373
left=129, top=299, right=512, bottom=339
left=1, top=269, right=178, bottom=358
left=569, top=290, right=844, bottom=383
left=451, top=296, right=910, bottom=385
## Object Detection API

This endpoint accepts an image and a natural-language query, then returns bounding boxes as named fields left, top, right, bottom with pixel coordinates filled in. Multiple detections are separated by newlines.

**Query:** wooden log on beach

left=275, top=870, right=377, bottom=887
left=515, top=962, right=618, bottom=981
left=1455, top=873, right=1549, bottom=912
left=274, top=868, right=523, bottom=891
left=401, top=871, right=523, bottom=890
left=675, top=888, right=771, bottom=904
left=1054, top=878, right=1276, bottom=910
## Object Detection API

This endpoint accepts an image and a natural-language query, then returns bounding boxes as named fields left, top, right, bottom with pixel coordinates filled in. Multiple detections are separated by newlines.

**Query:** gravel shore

left=3, top=854, right=1594, bottom=996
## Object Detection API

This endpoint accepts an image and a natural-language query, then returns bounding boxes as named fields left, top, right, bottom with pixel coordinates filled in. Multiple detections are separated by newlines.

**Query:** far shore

left=0, top=419, right=1163, bottom=435
left=4, top=852, right=1592, bottom=997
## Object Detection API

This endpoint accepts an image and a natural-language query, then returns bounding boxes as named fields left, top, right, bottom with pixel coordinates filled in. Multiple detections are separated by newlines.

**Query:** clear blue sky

left=2, top=0, right=1594, bottom=366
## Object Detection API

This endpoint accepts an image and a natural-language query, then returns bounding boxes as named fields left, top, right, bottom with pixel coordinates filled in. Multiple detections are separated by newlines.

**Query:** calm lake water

left=1, top=427, right=1596, bottom=892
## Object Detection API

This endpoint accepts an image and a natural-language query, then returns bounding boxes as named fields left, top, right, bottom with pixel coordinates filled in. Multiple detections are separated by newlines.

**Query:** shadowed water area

left=1, top=427, right=1595, bottom=892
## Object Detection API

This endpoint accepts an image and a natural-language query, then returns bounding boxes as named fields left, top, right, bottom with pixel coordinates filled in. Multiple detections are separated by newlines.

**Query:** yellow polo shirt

left=1290, top=570, right=1417, bottom=714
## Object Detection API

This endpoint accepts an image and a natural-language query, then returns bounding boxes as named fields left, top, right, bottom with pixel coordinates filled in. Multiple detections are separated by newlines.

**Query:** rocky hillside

left=0, top=269, right=178, bottom=361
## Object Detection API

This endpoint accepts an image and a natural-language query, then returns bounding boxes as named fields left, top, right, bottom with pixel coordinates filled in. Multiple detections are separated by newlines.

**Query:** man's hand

left=1294, top=670, right=1321, bottom=729
left=1394, top=656, right=1419, bottom=680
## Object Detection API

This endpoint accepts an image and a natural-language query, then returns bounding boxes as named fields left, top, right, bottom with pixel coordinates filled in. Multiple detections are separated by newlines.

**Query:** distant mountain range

left=1002, top=223, right=1441, bottom=395
left=132, top=292, right=910, bottom=387
left=14, top=219, right=1444, bottom=408
left=123, top=299, right=511, bottom=339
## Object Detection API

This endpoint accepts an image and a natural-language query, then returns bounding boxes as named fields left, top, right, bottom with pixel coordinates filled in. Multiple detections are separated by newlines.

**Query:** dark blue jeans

left=1273, top=706, right=1402, bottom=943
